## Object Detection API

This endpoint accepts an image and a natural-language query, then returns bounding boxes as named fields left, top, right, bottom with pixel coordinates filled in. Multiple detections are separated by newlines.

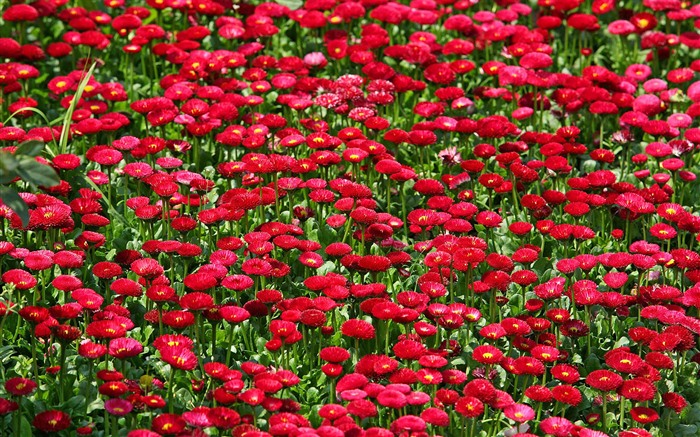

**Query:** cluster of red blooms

left=3, top=0, right=700, bottom=435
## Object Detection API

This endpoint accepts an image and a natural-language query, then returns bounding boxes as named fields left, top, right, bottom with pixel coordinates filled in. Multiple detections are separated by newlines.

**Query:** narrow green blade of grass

left=3, top=107, right=58, bottom=157
left=59, top=61, right=97, bottom=155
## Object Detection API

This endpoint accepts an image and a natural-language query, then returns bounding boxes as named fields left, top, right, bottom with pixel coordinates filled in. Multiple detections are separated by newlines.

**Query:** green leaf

left=0, top=151, right=19, bottom=178
left=303, top=217, right=319, bottom=241
left=0, top=175, right=17, bottom=187
left=15, top=157, right=60, bottom=187
left=305, top=387, right=319, bottom=401
left=87, top=397, right=104, bottom=414
left=60, top=62, right=97, bottom=153
left=19, top=417, right=31, bottom=436
left=0, top=346, right=15, bottom=364
left=317, top=261, right=336, bottom=275
left=3, top=109, right=57, bottom=157
left=0, top=186, right=29, bottom=226
left=83, top=175, right=129, bottom=226
left=274, top=0, right=303, bottom=9
left=684, top=403, right=700, bottom=423
left=451, top=357, right=466, bottom=366
left=583, top=353, right=601, bottom=372
left=673, top=424, right=698, bottom=437
left=613, top=336, right=629, bottom=349
left=15, top=140, right=45, bottom=157
left=61, top=395, right=85, bottom=411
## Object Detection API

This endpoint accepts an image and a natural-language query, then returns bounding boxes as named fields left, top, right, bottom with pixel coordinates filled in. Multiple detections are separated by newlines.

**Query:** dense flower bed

left=2, top=0, right=700, bottom=435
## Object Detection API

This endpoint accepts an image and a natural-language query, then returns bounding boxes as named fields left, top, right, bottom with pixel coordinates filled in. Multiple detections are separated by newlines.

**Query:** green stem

left=30, top=336, right=39, bottom=380
left=619, top=397, right=625, bottom=429
left=602, top=394, right=607, bottom=431
left=226, top=324, right=235, bottom=366
left=58, top=344, right=67, bottom=404
left=168, top=369, right=176, bottom=414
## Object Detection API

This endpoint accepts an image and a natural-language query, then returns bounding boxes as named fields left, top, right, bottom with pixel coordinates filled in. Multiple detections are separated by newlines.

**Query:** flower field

left=2, top=0, right=700, bottom=435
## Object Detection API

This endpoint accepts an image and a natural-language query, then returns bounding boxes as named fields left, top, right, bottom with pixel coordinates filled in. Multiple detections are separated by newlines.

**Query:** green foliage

left=59, top=62, right=97, bottom=154
left=0, top=62, right=97, bottom=227
left=0, top=140, right=60, bottom=226
left=274, top=0, right=303, bottom=10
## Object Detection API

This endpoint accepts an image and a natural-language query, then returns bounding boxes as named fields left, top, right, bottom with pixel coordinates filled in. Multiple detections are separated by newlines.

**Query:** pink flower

left=303, top=52, right=327, bottom=68
left=105, top=398, right=133, bottom=416
left=503, top=404, right=535, bottom=423
left=539, top=416, right=574, bottom=437
left=174, top=114, right=195, bottom=125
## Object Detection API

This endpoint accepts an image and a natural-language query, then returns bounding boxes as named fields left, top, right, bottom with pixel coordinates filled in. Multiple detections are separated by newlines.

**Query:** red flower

left=151, top=413, right=186, bottom=435
left=30, top=204, right=72, bottom=229
left=408, top=130, right=438, bottom=147
left=183, top=273, right=218, bottom=291
left=520, top=52, right=552, bottom=69
left=221, top=274, right=254, bottom=292
left=630, top=406, right=659, bottom=424
left=538, top=417, right=573, bottom=437
left=416, top=369, right=442, bottom=385
left=390, top=415, right=426, bottom=434
left=393, top=339, right=426, bottom=360
left=241, top=258, right=272, bottom=276
left=86, top=320, right=127, bottom=339
left=531, top=345, right=559, bottom=363
left=108, top=337, right=143, bottom=359
left=586, top=369, right=623, bottom=392
left=649, top=223, right=677, bottom=240
left=207, top=406, right=240, bottom=429
left=662, top=392, right=688, bottom=414
left=560, top=320, right=589, bottom=338
left=53, top=324, right=82, bottom=342
left=320, top=347, right=350, bottom=363
left=551, top=385, right=582, bottom=406
left=630, top=12, right=657, bottom=32
left=105, top=398, right=133, bottom=416
left=4, top=377, right=37, bottom=396
left=99, top=381, right=128, bottom=397
left=111, top=278, right=143, bottom=297
left=146, top=285, right=176, bottom=302
left=423, top=63, right=455, bottom=84
left=568, top=13, right=600, bottom=31
left=2, top=269, right=37, bottom=290
left=504, top=403, right=535, bottom=423
left=475, top=211, right=502, bottom=228
left=524, top=385, right=553, bottom=403
left=472, top=345, right=503, bottom=365
left=589, top=101, right=618, bottom=115
left=32, top=410, right=71, bottom=433
left=377, top=389, right=407, bottom=408
left=498, top=66, right=528, bottom=87
left=159, top=345, right=197, bottom=371
left=179, top=292, right=214, bottom=311
left=346, top=398, right=377, bottom=419
left=357, top=255, right=391, bottom=272
left=78, top=340, right=108, bottom=359
left=161, top=311, right=196, bottom=330
left=341, top=319, right=375, bottom=340
left=220, top=306, right=250, bottom=324
left=618, top=378, right=656, bottom=401
left=269, top=320, right=298, bottom=339
left=153, top=334, right=194, bottom=350
left=238, top=388, right=265, bottom=406
left=3, top=4, right=39, bottom=22
left=0, top=398, right=18, bottom=415
left=130, top=258, right=164, bottom=279
left=18, top=306, right=49, bottom=324
left=605, top=349, right=644, bottom=374
left=454, top=396, right=484, bottom=418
